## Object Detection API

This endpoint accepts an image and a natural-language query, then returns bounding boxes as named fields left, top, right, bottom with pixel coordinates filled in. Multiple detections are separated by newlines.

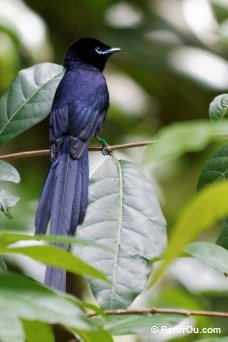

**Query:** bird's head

left=64, top=37, right=121, bottom=71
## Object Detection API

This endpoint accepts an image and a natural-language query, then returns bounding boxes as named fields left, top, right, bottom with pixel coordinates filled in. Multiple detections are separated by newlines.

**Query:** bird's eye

left=95, top=46, right=103, bottom=54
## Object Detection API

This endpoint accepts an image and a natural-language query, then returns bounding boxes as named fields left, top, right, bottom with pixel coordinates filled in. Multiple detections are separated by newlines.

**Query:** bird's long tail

left=35, top=137, right=89, bottom=291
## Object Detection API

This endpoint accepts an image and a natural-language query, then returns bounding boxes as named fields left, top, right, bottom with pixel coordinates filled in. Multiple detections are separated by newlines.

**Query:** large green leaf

left=75, top=157, right=167, bottom=309
left=143, top=120, right=228, bottom=163
left=185, top=242, right=228, bottom=273
left=197, top=144, right=228, bottom=190
left=0, top=272, right=91, bottom=331
left=0, top=160, right=20, bottom=183
left=94, top=313, right=182, bottom=335
left=0, top=314, right=24, bottom=342
left=0, top=245, right=109, bottom=284
left=0, top=273, right=107, bottom=341
left=148, top=181, right=228, bottom=287
left=22, top=320, right=54, bottom=342
left=0, top=63, right=64, bottom=145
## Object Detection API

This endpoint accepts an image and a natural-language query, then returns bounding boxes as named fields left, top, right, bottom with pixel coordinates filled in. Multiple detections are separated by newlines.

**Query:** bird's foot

left=96, top=134, right=111, bottom=155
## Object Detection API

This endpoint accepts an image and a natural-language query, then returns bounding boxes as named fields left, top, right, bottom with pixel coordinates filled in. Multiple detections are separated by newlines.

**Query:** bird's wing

left=50, top=86, right=108, bottom=160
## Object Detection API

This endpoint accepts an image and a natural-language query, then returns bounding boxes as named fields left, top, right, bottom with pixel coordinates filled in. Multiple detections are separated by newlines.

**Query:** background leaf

left=199, top=338, right=228, bottom=342
left=218, top=20, right=228, bottom=43
left=0, top=256, right=7, bottom=272
left=148, top=181, right=228, bottom=287
left=0, top=245, right=109, bottom=284
left=185, top=242, right=228, bottom=274
left=0, top=63, right=64, bottom=145
left=0, top=189, right=20, bottom=219
left=94, top=313, right=183, bottom=336
left=197, top=145, right=228, bottom=249
left=143, top=120, right=228, bottom=163
left=197, top=144, right=228, bottom=191
left=216, top=217, right=228, bottom=249
left=0, top=160, right=20, bottom=183
left=0, top=160, right=20, bottom=217
left=0, top=272, right=92, bottom=331
left=209, top=94, right=228, bottom=122
left=74, top=157, right=167, bottom=309
left=0, top=314, right=25, bottom=342
left=72, top=326, right=114, bottom=342
left=0, top=232, right=112, bottom=252
left=22, top=320, right=54, bottom=342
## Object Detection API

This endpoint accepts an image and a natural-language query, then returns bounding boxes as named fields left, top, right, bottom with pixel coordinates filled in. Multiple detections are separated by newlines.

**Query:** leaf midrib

left=0, top=68, right=63, bottom=137
left=110, top=159, right=123, bottom=309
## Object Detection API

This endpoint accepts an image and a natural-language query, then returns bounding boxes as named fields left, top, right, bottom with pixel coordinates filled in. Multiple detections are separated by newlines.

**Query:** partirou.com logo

left=151, top=325, right=222, bottom=335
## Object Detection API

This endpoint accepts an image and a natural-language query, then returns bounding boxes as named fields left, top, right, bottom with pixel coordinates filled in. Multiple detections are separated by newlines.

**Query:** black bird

left=35, top=38, right=121, bottom=291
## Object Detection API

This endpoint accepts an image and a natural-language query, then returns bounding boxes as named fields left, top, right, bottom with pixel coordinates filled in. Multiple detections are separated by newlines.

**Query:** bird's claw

left=96, top=135, right=110, bottom=155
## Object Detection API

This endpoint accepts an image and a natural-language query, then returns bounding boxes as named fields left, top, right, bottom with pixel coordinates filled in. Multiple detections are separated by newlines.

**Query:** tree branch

left=0, top=140, right=157, bottom=161
left=88, top=308, right=228, bottom=319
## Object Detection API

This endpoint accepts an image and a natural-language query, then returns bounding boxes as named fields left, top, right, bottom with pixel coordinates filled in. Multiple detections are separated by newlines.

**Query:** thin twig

left=0, top=150, right=50, bottom=161
left=0, top=140, right=158, bottom=161
left=88, top=308, right=228, bottom=319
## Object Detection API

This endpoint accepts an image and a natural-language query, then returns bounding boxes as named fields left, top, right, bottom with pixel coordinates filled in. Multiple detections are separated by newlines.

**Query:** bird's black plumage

left=35, top=38, right=121, bottom=291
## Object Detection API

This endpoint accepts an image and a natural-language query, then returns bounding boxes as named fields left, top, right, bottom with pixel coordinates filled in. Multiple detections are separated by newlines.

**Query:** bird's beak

left=103, top=47, right=122, bottom=55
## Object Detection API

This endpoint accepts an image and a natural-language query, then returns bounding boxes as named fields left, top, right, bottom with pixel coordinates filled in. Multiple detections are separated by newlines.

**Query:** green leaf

left=0, top=232, right=112, bottom=252
left=0, top=245, right=110, bottom=284
left=143, top=120, right=228, bottom=163
left=211, top=0, right=228, bottom=22
left=75, top=157, right=167, bottom=309
left=152, top=287, right=211, bottom=329
left=0, top=272, right=92, bottom=331
left=22, top=320, right=54, bottom=342
left=0, top=160, right=20, bottom=183
left=185, top=242, right=228, bottom=273
left=199, top=338, right=228, bottom=342
left=0, top=256, right=7, bottom=272
left=94, top=313, right=183, bottom=335
left=0, top=63, right=64, bottom=145
left=216, top=217, right=228, bottom=249
left=72, top=326, right=114, bottom=342
left=209, top=94, right=228, bottom=122
left=197, top=144, right=228, bottom=190
left=197, top=144, right=228, bottom=249
left=218, top=20, right=228, bottom=43
left=0, top=314, right=24, bottom=342
left=0, top=189, right=20, bottom=218
left=148, top=181, right=228, bottom=287
left=0, top=161, right=20, bottom=217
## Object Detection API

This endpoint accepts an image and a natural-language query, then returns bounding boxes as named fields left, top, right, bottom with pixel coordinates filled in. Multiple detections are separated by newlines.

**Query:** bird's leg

left=96, top=134, right=110, bottom=155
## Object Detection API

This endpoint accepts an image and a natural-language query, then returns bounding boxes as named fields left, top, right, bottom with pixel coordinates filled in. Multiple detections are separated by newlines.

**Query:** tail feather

left=50, top=150, right=78, bottom=236
left=79, top=150, right=89, bottom=224
left=69, top=168, right=82, bottom=235
left=45, top=266, right=66, bottom=291
left=35, top=163, right=56, bottom=235
left=35, top=137, right=89, bottom=291
left=69, top=150, right=89, bottom=234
